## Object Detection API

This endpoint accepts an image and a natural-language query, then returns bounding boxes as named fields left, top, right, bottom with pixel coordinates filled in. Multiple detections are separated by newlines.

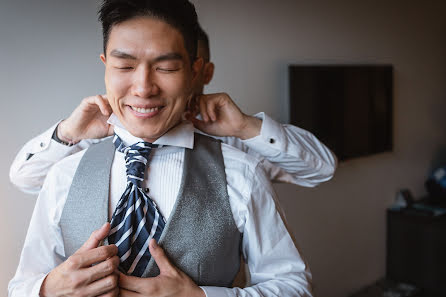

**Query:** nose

left=132, top=67, right=159, bottom=98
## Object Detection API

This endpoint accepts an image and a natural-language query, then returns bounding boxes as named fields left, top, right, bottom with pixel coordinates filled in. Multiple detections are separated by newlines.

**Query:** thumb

left=77, top=222, right=110, bottom=253
left=149, top=239, right=175, bottom=275
left=190, top=117, right=208, bottom=132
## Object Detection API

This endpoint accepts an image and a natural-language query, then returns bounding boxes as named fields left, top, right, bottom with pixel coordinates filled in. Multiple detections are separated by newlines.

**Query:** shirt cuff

left=31, top=274, right=47, bottom=297
left=28, top=121, right=84, bottom=160
left=242, top=112, right=286, bottom=157
left=200, top=286, right=231, bottom=297
left=10, top=273, right=49, bottom=297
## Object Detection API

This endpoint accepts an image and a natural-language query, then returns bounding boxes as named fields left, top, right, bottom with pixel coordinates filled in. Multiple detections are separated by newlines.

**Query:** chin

left=128, top=125, right=163, bottom=141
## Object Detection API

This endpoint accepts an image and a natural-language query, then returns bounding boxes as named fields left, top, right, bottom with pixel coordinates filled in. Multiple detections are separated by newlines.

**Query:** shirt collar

left=107, top=113, right=195, bottom=149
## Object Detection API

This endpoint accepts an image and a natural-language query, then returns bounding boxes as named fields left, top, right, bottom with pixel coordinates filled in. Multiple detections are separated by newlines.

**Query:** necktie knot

left=113, top=134, right=158, bottom=187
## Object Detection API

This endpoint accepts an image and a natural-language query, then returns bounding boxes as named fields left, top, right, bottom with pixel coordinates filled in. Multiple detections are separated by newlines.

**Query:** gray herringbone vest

left=60, top=133, right=241, bottom=286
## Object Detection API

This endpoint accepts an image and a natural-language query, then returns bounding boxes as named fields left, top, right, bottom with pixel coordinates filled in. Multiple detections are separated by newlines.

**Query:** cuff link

left=269, top=138, right=275, bottom=144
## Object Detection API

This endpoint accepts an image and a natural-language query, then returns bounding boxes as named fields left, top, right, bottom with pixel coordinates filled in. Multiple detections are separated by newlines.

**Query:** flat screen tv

left=289, top=65, right=393, bottom=161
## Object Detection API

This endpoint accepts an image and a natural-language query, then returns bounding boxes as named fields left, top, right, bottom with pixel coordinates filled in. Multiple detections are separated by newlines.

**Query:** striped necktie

left=107, top=134, right=166, bottom=276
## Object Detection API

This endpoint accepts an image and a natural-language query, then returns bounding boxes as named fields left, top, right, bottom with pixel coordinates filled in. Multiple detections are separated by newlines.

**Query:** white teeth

left=130, top=106, right=159, bottom=114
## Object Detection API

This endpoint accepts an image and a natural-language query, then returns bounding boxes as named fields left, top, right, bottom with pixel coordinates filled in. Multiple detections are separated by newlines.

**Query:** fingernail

left=151, top=240, right=158, bottom=250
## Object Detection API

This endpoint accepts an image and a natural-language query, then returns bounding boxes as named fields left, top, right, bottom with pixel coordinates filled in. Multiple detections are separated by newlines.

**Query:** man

left=9, top=1, right=316, bottom=296
left=9, top=25, right=336, bottom=195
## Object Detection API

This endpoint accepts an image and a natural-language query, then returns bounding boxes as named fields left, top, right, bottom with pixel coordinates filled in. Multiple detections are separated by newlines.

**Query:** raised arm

left=10, top=95, right=113, bottom=194
left=190, top=93, right=337, bottom=186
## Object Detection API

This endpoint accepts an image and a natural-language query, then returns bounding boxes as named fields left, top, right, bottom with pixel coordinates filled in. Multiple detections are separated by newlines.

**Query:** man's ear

left=100, top=54, right=106, bottom=65
left=192, top=57, right=204, bottom=82
left=203, top=62, right=215, bottom=85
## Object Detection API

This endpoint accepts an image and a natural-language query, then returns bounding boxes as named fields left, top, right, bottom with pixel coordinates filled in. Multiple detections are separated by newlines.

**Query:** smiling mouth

left=130, top=106, right=161, bottom=113
left=127, top=105, right=164, bottom=118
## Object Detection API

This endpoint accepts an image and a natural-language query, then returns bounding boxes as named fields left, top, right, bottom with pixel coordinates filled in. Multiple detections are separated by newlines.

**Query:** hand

left=186, top=93, right=262, bottom=140
left=57, top=95, right=114, bottom=144
left=40, top=223, right=120, bottom=297
left=119, top=239, right=205, bottom=297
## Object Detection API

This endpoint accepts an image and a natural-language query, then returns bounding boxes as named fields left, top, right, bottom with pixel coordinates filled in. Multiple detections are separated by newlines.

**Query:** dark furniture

left=386, top=208, right=446, bottom=295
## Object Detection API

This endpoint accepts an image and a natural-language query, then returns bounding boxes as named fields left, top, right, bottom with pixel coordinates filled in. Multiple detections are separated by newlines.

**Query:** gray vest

left=60, top=133, right=241, bottom=286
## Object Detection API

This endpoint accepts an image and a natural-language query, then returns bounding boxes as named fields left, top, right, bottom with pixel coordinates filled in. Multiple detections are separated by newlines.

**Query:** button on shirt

left=9, top=119, right=313, bottom=297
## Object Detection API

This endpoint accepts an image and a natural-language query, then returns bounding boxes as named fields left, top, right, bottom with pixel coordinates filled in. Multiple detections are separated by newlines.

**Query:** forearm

left=10, top=121, right=96, bottom=194
left=220, top=113, right=337, bottom=186
left=232, top=115, right=262, bottom=140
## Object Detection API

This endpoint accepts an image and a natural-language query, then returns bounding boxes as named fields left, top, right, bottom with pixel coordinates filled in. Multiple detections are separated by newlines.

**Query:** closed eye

left=156, top=67, right=180, bottom=73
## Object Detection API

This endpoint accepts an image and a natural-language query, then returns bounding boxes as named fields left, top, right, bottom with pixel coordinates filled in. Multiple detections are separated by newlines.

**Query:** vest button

left=144, top=188, right=150, bottom=193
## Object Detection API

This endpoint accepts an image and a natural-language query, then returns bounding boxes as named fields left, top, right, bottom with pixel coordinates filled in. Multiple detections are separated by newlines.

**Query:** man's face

left=101, top=17, right=200, bottom=142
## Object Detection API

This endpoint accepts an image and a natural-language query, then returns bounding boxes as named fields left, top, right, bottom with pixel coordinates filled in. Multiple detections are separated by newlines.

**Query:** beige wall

left=1, top=1, right=446, bottom=296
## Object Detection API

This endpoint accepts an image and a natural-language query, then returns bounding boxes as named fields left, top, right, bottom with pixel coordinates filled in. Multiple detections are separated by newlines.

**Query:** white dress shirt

left=9, top=113, right=336, bottom=195
left=8, top=119, right=313, bottom=297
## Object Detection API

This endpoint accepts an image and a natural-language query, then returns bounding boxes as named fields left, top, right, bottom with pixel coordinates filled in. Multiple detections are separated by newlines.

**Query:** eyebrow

left=110, top=49, right=137, bottom=60
left=153, top=53, right=184, bottom=63
left=109, top=50, right=184, bottom=63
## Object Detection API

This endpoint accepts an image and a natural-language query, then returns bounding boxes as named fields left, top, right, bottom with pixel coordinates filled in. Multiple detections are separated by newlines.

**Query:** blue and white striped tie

left=108, top=134, right=166, bottom=276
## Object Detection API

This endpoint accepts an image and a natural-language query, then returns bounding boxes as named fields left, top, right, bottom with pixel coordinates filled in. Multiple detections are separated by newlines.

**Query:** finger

left=190, top=117, right=206, bottom=131
left=77, top=222, right=111, bottom=253
left=81, top=95, right=101, bottom=110
left=83, top=255, right=120, bottom=283
left=119, top=272, right=149, bottom=293
left=95, top=95, right=113, bottom=116
left=199, top=96, right=209, bottom=122
left=83, top=273, right=119, bottom=297
left=75, top=245, right=118, bottom=268
left=149, top=239, right=175, bottom=275
left=206, top=98, right=218, bottom=122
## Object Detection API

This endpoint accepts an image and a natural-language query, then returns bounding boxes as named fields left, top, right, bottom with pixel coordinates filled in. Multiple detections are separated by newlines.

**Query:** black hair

left=197, top=24, right=210, bottom=61
left=98, top=0, right=199, bottom=63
